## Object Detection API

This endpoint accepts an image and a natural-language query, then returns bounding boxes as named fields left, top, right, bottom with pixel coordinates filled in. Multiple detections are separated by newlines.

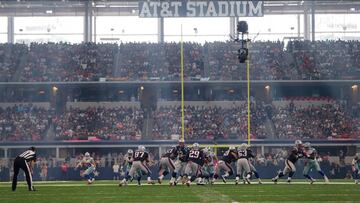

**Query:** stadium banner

left=138, top=1, right=264, bottom=18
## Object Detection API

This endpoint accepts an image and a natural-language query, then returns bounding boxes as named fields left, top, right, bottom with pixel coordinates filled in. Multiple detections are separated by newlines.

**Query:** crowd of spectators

left=0, top=43, right=28, bottom=82
left=0, top=104, right=52, bottom=141
left=1, top=40, right=359, bottom=81
left=272, top=102, right=359, bottom=139
left=152, top=103, right=268, bottom=140
left=0, top=102, right=359, bottom=142
left=20, top=42, right=117, bottom=82
left=53, top=107, right=143, bottom=140
left=116, top=42, right=204, bottom=81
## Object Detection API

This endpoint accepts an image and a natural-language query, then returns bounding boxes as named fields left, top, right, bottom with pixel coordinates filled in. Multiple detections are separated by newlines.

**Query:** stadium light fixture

left=46, top=10, right=53, bottom=14
left=140, top=86, right=144, bottom=91
left=352, top=85, right=358, bottom=90
left=52, top=86, right=58, bottom=92
left=118, top=90, right=124, bottom=94
left=350, top=8, right=356, bottom=12
left=265, top=85, right=270, bottom=90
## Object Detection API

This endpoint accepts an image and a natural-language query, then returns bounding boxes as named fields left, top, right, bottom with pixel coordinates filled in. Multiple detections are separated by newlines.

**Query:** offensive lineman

left=302, top=142, right=329, bottom=184
left=184, top=143, right=205, bottom=186
left=213, top=146, right=238, bottom=183
left=12, top=147, right=37, bottom=191
left=272, top=140, right=304, bottom=184
left=351, top=153, right=360, bottom=184
left=236, top=143, right=253, bottom=185
left=76, top=152, right=96, bottom=184
left=158, top=146, right=176, bottom=184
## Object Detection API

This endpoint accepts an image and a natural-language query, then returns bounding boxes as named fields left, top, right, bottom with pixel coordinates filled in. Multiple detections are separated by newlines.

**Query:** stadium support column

left=311, top=0, right=316, bottom=42
left=158, top=17, right=164, bottom=43
left=4, top=148, right=8, bottom=159
left=56, top=147, right=60, bottom=159
left=7, top=16, right=14, bottom=43
left=230, top=17, right=237, bottom=38
left=303, top=7, right=310, bottom=40
left=84, top=0, right=93, bottom=43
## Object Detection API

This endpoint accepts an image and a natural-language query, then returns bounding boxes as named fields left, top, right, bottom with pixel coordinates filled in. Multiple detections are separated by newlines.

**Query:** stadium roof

left=0, top=0, right=359, bottom=16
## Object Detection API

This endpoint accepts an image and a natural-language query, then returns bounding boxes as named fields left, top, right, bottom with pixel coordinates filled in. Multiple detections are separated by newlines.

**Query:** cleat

left=147, top=180, right=155, bottom=185
left=272, top=178, right=278, bottom=184
left=324, top=176, right=329, bottom=183
left=221, top=175, right=227, bottom=183
left=158, top=178, right=162, bottom=184
left=310, top=178, right=316, bottom=184
left=186, top=181, right=191, bottom=187
left=287, top=179, right=291, bottom=184
left=258, top=180, right=263, bottom=184
left=197, top=182, right=205, bottom=186
left=235, top=180, right=239, bottom=185
left=245, top=178, right=251, bottom=184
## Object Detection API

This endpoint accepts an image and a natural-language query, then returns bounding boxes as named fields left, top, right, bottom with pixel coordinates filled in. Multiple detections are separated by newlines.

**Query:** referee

left=12, top=147, right=37, bottom=191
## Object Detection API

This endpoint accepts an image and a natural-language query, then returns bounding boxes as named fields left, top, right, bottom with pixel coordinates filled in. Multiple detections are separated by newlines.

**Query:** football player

left=352, top=153, right=360, bottom=184
left=184, top=143, right=205, bottom=186
left=235, top=143, right=253, bottom=185
left=158, top=146, right=176, bottom=184
left=119, top=149, right=134, bottom=186
left=213, top=146, right=238, bottom=183
left=302, top=142, right=329, bottom=184
left=272, top=140, right=304, bottom=184
left=119, top=145, right=155, bottom=186
left=76, top=152, right=96, bottom=184
left=245, top=144, right=262, bottom=184
left=200, top=147, right=217, bottom=184
left=170, top=139, right=190, bottom=186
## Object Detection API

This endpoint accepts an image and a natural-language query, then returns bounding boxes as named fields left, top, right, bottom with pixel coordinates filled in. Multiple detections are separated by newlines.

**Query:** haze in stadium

left=0, top=0, right=360, bottom=203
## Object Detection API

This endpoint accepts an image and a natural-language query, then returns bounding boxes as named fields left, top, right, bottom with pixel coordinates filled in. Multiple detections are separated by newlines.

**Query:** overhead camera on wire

left=234, top=21, right=249, bottom=63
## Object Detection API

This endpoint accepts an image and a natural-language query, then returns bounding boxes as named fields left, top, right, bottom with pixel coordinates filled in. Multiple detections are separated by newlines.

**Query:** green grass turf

left=0, top=180, right=359, bottom=203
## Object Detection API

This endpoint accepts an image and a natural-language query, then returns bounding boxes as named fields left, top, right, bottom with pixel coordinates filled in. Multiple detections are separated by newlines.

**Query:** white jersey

left=79, top=157, right=95, bottom=168
left=113, top=164, right=120, bottom=173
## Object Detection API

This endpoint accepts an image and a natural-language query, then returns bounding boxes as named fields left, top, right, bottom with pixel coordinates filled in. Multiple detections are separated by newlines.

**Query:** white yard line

left=0, top=181, right=356, bottom=187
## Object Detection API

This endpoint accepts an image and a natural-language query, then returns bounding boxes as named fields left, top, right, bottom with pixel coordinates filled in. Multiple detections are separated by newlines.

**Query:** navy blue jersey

left=162, top=148, right=177, bottom=160
left=175, top=146, right=190, bottom=162
left=221, top=149, right=238, bottom=164
left=133, top=150, right=149, bottom=162
left=238, top=149, right=254, bottom=159
left=187, top=149, right=205, bottom=166
left=287, top=147, right=304, bottom=164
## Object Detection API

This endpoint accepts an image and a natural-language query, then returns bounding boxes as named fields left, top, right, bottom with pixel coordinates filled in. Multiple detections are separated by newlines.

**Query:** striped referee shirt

left=18, top=150, right=37, bottom=162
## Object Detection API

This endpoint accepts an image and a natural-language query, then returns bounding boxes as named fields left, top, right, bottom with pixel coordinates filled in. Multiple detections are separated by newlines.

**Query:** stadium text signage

left=138, top=1, right=263, bottom=17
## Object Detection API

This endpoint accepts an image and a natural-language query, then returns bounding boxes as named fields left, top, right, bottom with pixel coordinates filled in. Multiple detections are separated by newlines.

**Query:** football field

left=0, top=180, right=359, bottom=203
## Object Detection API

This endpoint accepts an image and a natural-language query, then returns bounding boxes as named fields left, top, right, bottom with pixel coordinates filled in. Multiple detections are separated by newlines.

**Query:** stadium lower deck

left=1, top=180, right=359, bottom=203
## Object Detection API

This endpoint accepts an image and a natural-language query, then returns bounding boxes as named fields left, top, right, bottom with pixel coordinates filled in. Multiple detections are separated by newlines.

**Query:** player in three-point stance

left=119, top=145, right=155, bottom=186
left=76, top=152, right=96, bottom=184
left=351, top=153, right=360, bottom=184
left=302, top=142, right=329, bottom=184
left=12, top=147, right=37, bottom=191
left=170, top=139, right=190, bottom=186
left=157, top=146, right=176, bottom=184
left=235, top=143, right=253, bottom=184
left=272, top=140, right=304, bottom=184
left=184, top=143, right=205, bottom=186
left=213, top=146, right=238, bottom=183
